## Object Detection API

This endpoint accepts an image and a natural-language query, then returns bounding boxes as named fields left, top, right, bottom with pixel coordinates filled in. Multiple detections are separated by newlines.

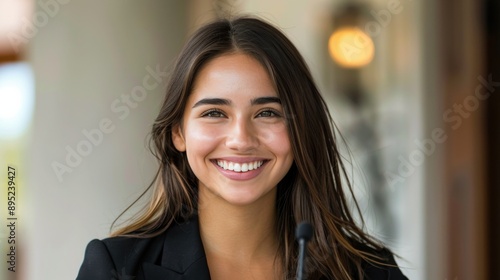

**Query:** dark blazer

left=76, top=216, right=408, bottom=280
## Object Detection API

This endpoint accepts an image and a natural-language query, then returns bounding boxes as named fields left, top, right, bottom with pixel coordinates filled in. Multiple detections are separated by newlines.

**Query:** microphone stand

left=296, top=222, right=313, bottom=280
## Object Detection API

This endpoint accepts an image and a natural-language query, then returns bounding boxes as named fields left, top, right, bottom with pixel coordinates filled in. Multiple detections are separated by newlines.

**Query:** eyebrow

left=251, top=96, right=281, bottom=105
left=192, top=96, right=281, bottom=108
left=192, top=98, right=230, bottom=108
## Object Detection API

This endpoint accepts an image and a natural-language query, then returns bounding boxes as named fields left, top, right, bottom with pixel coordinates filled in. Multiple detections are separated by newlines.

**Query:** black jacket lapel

left=139, top=216, right=210, bottom=280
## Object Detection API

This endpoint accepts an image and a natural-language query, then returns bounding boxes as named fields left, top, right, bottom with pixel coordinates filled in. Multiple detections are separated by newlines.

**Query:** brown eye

left=257, top=110, right=280, bottom=118
left=201, top=109, right=225, bottom=118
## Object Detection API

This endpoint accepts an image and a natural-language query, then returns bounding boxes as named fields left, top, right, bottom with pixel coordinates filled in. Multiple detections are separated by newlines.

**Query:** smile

left=216, top=160, right=264, bottom=172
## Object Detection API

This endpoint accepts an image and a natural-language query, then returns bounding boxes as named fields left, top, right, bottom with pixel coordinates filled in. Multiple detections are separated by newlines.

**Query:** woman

left=77, top=16, right=408, bottom=280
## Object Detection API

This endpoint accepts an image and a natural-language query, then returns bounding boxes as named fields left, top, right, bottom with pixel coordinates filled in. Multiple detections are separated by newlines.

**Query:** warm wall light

left=328, top=27, right=374, bottom=68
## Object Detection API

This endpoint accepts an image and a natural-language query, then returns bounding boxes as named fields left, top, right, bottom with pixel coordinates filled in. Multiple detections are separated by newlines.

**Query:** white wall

left=24, top=1, right=187, bottom=279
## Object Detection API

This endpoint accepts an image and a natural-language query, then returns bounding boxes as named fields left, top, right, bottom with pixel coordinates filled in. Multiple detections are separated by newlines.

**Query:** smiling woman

left=76, top=16, right=408, bottom=280
left=172, top=54, right=293, bottom=208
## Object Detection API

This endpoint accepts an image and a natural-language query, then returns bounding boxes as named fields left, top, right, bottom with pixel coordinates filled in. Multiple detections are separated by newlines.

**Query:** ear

left=171, top=124, right=186, bottom=152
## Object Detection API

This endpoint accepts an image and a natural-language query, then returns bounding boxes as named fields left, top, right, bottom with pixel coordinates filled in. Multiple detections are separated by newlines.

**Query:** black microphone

left=295, top=221, right=313, bottom=280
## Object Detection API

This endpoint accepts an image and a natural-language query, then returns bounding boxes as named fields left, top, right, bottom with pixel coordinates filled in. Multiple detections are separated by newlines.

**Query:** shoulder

left=356, top=243, right=408, bottom=280
left=76, top=239, right=115, bottom=279
left=76, top=233, right=166, bottom=280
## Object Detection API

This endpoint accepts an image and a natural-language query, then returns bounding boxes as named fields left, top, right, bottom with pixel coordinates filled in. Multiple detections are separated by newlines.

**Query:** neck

left=197, top=186, right=279, bottom=262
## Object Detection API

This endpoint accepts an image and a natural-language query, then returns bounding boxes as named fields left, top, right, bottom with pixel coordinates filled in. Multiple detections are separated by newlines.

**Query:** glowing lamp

left=328, top=27, right=374, bottom=68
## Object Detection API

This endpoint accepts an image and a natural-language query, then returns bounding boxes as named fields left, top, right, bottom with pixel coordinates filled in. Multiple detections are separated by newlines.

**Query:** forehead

left=189, top=53, right=277, bottom=101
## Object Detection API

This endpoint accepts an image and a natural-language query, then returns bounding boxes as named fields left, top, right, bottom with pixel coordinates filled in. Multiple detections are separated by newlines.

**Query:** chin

left=218, top=187, right=275, bottom=207
left=220, top=193, right=263, bottom=206
left=200, top=182, right=277, bottom=207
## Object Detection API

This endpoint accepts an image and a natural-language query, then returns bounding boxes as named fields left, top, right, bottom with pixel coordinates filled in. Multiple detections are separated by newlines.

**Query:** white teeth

left=216, top=160, right=264, bottom=172
left=233, top=163, right=241, bottom=172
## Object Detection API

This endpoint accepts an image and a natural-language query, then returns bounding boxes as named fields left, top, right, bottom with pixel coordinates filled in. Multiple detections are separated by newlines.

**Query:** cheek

left=184, top=123, right=221, bottom=159
left=258, top=124, right=292, bottom=157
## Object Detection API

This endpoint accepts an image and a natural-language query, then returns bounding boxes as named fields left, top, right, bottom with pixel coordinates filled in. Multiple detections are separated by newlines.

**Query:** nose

left=225, top=118, right=259, bottom=152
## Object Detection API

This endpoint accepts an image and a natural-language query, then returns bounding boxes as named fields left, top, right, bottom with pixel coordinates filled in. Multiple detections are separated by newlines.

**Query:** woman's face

left=172, top=53, right=293, bottom=206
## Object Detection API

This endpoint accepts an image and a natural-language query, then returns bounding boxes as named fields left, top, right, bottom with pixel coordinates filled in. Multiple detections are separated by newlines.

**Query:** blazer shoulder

left=358, top=244, right=408, bottom=280
left=76, top=239, right=116, bottom=279
left=76, top=234, right=165, bottom=280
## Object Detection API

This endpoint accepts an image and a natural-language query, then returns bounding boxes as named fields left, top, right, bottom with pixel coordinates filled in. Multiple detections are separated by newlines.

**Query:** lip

left=210, top=158, right=269, bottom=181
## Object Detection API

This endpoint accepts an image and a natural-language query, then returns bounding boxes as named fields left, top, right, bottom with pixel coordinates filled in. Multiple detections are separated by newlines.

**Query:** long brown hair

left=111, top=16, right=391, bottom=280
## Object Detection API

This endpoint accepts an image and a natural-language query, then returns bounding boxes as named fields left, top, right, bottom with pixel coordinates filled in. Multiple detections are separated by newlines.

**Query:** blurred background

left=0, top=0, right=497, bottom=279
